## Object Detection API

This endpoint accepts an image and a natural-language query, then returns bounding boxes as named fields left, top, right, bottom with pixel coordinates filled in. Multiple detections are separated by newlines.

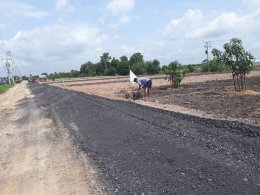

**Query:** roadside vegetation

left=0, top=83, right=15, bottom=94
left=252, top=65, right=260, bottom=71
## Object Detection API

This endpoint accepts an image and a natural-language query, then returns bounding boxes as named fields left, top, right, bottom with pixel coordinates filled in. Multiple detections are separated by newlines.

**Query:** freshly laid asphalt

left=30, top=83, right=260, bottom=194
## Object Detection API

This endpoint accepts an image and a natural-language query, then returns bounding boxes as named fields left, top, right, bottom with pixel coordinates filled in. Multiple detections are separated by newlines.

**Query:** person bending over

left=134, top=77, right=152, bottom=97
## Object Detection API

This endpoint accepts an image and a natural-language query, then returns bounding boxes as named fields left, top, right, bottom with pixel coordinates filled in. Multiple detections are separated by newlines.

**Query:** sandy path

left=0, top=82, right=104, bottom=195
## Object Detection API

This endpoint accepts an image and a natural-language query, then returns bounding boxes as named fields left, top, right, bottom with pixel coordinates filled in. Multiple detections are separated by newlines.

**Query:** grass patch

left=253, top=65, right=260, bottom=71
left=0, top=84, right=15, bottom=94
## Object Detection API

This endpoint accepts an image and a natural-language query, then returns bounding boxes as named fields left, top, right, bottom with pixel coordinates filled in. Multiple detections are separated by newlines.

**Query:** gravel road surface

left=30, top=83, right=260, bottom=194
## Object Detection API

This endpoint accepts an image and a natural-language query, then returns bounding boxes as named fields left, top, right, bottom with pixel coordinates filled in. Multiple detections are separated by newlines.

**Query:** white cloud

left=187, top=12, right=238, bottom=39
left=110, top=15, right=131, bottom=28
left=106, top=0, right=135, bottom=15
left=187, top=8, right=260, bottom=39
left=56, top=0, right=75, bottom=12
left=0, top=1, right=50, bottom=20
left=162, top=7, right=260, bottom=41
left=119, top=15, right=131, bottom=25
left=113, top=34, right=120, bottom=40
left=243, top=0, right=260, bottom=6
left=122, top=45, right=139, bottom=55
left=164, top=9, right=204, bottom=36
left=157, top=6, right=260, bottom=64
left=6, top=24, right=109, bottom=74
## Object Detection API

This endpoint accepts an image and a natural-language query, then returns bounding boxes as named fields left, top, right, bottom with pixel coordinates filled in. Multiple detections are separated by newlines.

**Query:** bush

left=106, top=67, right=117, bottom=76
left=132, top=62, right=145, bottom=75
left=201, top=60, right=227, bottom=72
left=145, top=60, right=160, bottom=74
left=117, top=61, right=129, bottom=75
left=187, top=65, right=195, bottom=73
left=164, top=61, right=185, bottom=88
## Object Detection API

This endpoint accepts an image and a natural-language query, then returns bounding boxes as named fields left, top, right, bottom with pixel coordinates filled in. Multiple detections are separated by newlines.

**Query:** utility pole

left=204, top=41, right=211, bottom=72
left=2, top=51, right=13, bottom=84
left=204, top=41, right=211, bottom=62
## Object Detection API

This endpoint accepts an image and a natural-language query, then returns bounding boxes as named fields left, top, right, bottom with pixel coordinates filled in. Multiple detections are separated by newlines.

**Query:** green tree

left=120, top=55, right=128, bottom=62
left=164, top=60, right=185, bottom=88
left=212, top=38, right=255, bottom=91
left=94, top=62, right=105, bottom=75
left=80, top=61, right=96, bottom=76
left=132, top=62, right=145, bottom=75
left=100, top=52, right=111, bottom=71
left=186, top=65, right=195, bottom=73
left=41, top=72, right=48, bottom=77
left=200, top=60, right=226, bottom=72
left=117, top=61, right=129, bottom=75
left=70, top=70, right=79, bottom=77
left=161, top=65, right=168, bottom=73
left=146, top=59, right=160, bottom=74
left=111, top=57, right=120, bottom=69
left=106, top=67, right=117, bottom=76
left=129, top=52, right=144, bottom=66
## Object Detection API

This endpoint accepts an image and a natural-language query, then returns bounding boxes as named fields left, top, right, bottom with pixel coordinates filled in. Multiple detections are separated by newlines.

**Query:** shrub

left=164, top=60, right=185, bottom=88
left=201, top=60, right=227, bottom=72
left=106, top=67, right=117, bottom=76
left=132, top=62, right=145, bottom=75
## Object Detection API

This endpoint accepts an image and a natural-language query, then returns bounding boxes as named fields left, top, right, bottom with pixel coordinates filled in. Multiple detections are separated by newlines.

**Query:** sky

left=0, top=0, right=260, bottom=76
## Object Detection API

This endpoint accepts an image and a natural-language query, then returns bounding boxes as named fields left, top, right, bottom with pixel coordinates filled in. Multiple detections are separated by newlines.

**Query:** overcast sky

left=0, top=0, right=260, bottom=76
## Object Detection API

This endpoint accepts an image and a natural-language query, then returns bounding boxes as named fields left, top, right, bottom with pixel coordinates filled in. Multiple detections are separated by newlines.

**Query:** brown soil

left=149, top=76, right=260, bottom=126
left=50, top=71, right=260, bottom=126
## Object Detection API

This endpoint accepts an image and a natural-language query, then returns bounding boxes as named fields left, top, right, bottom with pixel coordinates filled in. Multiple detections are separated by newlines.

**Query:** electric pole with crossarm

left=2, top=51, right=13, bottom=84
left=204, top=41, right=211, bottom=72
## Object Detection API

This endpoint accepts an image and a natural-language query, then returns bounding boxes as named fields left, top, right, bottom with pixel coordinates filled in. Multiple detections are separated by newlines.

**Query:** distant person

left=134, top=77, right=152, bottom=97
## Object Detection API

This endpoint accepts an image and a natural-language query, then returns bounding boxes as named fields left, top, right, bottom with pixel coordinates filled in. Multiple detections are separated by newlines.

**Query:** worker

left=134, top=77, right=152, bottom=97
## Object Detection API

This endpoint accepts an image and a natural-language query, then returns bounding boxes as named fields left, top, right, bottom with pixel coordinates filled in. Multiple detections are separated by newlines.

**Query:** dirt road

left=29, top=83, right=260, bottom=194
left=0, top=83, right=103, bottom=195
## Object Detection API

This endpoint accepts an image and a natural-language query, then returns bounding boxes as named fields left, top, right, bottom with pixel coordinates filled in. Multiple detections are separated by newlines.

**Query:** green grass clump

left=253, top=65, right=260, bottom=71
left=0, top=84, right=15, bottom=94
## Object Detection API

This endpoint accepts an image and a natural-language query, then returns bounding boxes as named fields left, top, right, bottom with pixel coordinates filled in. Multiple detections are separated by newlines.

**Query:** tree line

left=48, top=52, right=162, bottom=80
left=45, top=38, right=256, bottom=91
left=46, top=52, right=231, bottom=80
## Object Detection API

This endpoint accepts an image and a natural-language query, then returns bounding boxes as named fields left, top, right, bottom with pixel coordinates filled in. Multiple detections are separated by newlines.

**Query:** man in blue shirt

left=134, top=77, right=152, bottom=97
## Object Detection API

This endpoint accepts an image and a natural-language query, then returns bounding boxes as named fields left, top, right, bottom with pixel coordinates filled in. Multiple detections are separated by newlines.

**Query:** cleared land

left=50, top=71, right=260, bottom=126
